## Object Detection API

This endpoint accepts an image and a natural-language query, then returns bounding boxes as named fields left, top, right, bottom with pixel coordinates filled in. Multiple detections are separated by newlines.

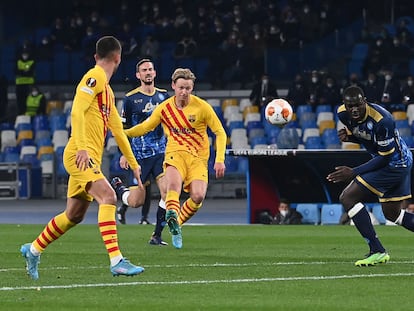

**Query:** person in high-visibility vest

left=15, top=50, right=35, bottom=116
left=25, top=85, right=46, bottom=116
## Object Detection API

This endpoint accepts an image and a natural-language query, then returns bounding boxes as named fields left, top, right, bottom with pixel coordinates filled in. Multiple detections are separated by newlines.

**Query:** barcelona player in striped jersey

left=20, top=36, right=145, bottom=280
left=327, top=86, right=414, bottom=266
left=125, top=68, right=227, bottom=249
left=111, top=58, right=170, bottom=246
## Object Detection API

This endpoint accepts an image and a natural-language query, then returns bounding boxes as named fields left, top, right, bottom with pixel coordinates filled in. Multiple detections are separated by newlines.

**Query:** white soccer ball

left=264, top=99, right=293, bottom=127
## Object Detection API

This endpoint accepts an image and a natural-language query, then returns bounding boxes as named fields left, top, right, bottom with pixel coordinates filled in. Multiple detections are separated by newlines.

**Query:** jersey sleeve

left=205, top=104, right=226, bottom=163
left=108, top=100, right=140, bottom=170
left=124, top=104, right=162, bottom=137
left=71, top=73, right=104, bottom=150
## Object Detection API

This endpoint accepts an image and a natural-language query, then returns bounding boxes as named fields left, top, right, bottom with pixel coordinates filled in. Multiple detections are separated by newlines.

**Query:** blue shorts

left=355, top=164, right=412, bottom=202
left=128, top=153, right=165, bottom=186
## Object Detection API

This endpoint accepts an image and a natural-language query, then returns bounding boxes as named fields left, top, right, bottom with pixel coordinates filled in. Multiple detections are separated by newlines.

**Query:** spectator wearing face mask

left=272, top=198, right=302, bottom=225
left=286, top=73, right=309, bottom=108
left=380, top=68, right=403, bottom=112
left=319, top=76, right=341, bottom=108
left=307, top=70, right=323, bottom=108
left=401, top=75, right=414, bottom=107
left=249, top=73, right=279, bottom=108
left=25, top=85, right=46, bottom=116
left=364, top=72, right=383, bottom=104
left=363, top=37, right=390, bottom=76
left=15, top=48, right=35, bottom=116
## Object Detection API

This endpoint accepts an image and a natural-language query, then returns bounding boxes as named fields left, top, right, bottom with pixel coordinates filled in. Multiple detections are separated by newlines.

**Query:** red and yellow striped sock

left=98, top=204, right=122, bottom=264
left=166, top=190, right=180, bottom=217
left=33, top=212, right=76, bottom=253
left=179, top=198, right=202, bottom=225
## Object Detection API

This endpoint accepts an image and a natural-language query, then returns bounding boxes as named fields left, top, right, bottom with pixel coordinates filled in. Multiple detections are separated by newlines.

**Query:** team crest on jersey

left=188, top=115, right=196, bottom=122
left=158, top=93, right=165, bottom=101
left=367, top=121, right=373, bottom=130
left=86, top=78, right=96, bottom=87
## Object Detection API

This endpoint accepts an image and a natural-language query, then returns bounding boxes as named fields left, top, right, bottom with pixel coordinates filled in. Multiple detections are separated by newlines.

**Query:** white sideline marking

left=2, top=272, right=414, bottom=291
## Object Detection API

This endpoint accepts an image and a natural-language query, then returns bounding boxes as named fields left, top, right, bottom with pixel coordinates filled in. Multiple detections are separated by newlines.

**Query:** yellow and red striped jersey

left=67, top=65, right=139, bottom=168
left=125, top=94, right=226, bottom=163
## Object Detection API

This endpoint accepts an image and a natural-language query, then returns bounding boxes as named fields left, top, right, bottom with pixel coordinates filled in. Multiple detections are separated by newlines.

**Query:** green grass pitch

left=1, top=224, right=414, bottom=310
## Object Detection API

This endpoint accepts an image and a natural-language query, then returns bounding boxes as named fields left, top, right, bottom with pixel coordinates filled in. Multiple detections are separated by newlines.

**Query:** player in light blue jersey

left=111, top=58, right=169, bottom=245
left=327, top=85, right=414, bottom=266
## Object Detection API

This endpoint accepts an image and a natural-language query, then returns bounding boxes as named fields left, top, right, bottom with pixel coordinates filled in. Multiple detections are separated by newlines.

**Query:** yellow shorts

left=164, top=151, right=208, bottom=192
left=63, top=149, right=105, bottom=201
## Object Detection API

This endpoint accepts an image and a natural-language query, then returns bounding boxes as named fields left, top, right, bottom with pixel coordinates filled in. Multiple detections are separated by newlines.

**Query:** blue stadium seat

left=395, top=119, right=409, bottom=129
left=32, top=115, right=50, bottom=132
left=20, top=153, right=41, bottom=168
left=305, top=136, right=324, bottom=149
left=49, top=114, right=67, bottom=132
left=322, top=128, right=340, bottom=147
left=320, top=204, right=343, bottom=225
left=351, top=43, right=369, bottom=61
left=316, top=105, right=332, bottom=114
left=295, top=105, right=312, bottom=120
left=295, top=203, right=320, bottom=225
left=277, top=128, right=299, bottom=149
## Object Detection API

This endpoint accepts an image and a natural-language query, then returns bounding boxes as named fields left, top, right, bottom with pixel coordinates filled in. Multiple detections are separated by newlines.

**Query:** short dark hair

left=95, top=36, right=121, bottom=59
left=136, top=58, right=152, bottom=72
left=343, top=85, right=365, bottom=102
left=279, top=198, right=290, bottom=206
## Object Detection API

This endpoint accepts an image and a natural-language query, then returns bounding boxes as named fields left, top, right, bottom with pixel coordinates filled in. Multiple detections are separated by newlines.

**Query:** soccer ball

left=264, top=99, right=293, bottom=126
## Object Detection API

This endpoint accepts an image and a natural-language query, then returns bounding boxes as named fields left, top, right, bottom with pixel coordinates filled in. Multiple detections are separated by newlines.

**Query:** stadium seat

left=318, top=119, right=335, bottom=135
left=105, top=137, right=118, bottom=155
left=276, top=128, right=299, bottom=149
left=239, top=98, right=252, bottom=113
left=49, top=114, right=67, bottom=132
left=20, top=145, right=37, bottom=160
left=305, top=136, right=324, bottom=149
left=221, top=98, right=238, bottom=112
left=342, top=142, right=360, bottom=149
left=316, top=112, right=334, bottom=126
left=14, top=115, right=31, bottom=131
left=392, top=111, right=407, bottom=121
left=16, top=130, right=34, bottom=145
left=295, top=105, right=312, bottom=120
left=32, top=115, right=50, bottom=132
left=295, top=203, right=320, bottom=225
left=1, top=130, right=16, bottom=151
left=37, top=145, right=54, bottom=160
left=223, top=105, right=240, bottom=121
left=244, top=112, right=261, bottom=127
left=207, top=98, right=221, bottom=108
left=242, top=105, right=259, bottom=119
left=52, top=130, right=69, bottom=150
left=395, top=119, right=409, bottom=129
left=226, top=112, right=243, bottom=127
left=320, top=204, right=343, bottom=225
left=46, top=100, right=64, bottom=116
left=315, top=105, right=332, bottom=114
left=302, top=128, right=320, bottom=143
left=406, top=104, right=414, bottom=124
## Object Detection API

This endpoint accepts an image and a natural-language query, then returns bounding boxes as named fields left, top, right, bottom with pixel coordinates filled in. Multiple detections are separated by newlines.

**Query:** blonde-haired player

left=125, top=68, right=227, bottom=248
left=20, top=36, right=145, bottom=280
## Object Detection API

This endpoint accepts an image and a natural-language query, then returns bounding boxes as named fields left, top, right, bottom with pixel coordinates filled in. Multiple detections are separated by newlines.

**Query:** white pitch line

left=2, top=260, right=414, bottom=273
left=2, top=272, right=414, bottom=291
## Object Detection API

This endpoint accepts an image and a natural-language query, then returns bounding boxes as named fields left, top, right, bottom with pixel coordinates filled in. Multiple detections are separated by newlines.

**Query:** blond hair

left=171, top=68, right=196, bottom=83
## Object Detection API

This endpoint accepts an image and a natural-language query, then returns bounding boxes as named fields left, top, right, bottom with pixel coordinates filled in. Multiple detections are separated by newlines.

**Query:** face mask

left=312, top=77, right=318, bottom=83
left=262, top=79, right=268, bottom=84
left=408, top=80, right=413, bottom=86
left=385, top=74, right=391, bottom=81
left=280, top=210, right=288, bottom=217
left=327, top=83, right=333, bottom=88
left=22, top=54, right=28, bottom=60
left=31, top=91, right=38, bottom=96
left=368, top=79, right=374, bottom=84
